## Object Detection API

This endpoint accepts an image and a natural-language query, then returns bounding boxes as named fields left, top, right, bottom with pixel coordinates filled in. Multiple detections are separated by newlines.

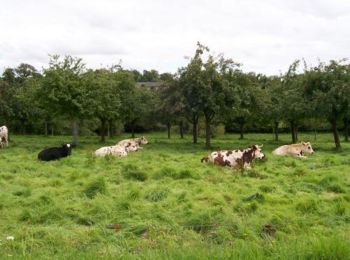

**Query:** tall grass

left=0, top=133, right=349, bottom=259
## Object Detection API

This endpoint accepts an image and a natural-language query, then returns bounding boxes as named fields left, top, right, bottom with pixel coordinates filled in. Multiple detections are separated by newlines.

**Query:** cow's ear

left=301, top=141, right=306, bottom=145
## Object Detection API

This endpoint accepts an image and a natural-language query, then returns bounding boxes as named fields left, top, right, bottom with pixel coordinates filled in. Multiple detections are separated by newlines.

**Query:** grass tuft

left=83, top=177, right=107, bottom=199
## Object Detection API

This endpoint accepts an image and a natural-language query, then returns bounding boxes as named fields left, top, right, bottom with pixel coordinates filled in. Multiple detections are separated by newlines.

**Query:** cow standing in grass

left=0, top=125, right=9, bottom=148
left=38, top=144, right=73, bottom=161
left=201, top=145, right=265, bottom=169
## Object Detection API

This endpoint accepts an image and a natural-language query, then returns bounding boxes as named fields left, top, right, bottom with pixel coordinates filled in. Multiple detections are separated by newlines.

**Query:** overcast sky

left=1, top=0, right=349, bottom=75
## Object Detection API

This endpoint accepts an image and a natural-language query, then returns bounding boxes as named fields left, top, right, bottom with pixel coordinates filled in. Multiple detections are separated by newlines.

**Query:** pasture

left=0, top=133, right=349, bottom=259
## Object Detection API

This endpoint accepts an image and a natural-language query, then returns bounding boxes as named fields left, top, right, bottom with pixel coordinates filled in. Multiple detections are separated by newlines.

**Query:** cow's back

left=38, top=147, right=69, bottom=161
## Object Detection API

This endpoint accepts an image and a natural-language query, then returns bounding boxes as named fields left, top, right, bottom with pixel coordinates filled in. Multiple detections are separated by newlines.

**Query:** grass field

left=0, top=132, right=349, bottom=259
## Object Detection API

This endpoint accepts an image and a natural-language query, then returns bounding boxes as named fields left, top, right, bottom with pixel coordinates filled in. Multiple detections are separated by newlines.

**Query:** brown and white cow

left=201, top=145, right=265, bottom=169
left=272, top=142, right=314, bottom=158
left=0, top=125, right=8, bottom=148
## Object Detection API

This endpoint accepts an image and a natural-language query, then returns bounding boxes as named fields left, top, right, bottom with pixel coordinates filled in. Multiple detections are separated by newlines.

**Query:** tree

left=261, top=75, right=284, bottom=141
left=39, top=55, right=86, bottom=144
left=280, top=61, right=308, bottom=143
left=157, top=74, right=185, bottom=139
left=226, top=71, right=262, bottom=140
left=179, top=43, right=236, bottom=148
left=140, top=70, right=160, bottom=82
left=1, top=64, right=42, bottom=134
left=82, top=69, right=121, bottom=142
left=304, top=60, right=350, bottom=149
left=117, top=71, right=155, bottom=137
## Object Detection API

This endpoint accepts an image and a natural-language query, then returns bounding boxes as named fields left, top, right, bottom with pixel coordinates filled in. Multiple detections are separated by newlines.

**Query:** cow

left=117, top=136, right=148, bottom=151
left=201, top=145, right=265, bottom=169
left=117, top=136, right=148, bottom=147
left=0, top=125, right=9, bottom=148
left=272, top=142, right=314, bottom=158
left=38, top=144, right=73, bottom=161
left=95, top=145, right=128, bottom=157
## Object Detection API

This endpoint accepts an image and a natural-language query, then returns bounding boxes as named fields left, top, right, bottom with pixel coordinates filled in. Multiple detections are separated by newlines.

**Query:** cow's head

left=301, top=142, right=314, bottom=154
left=138, top=136, right=148, bottom=145
left=251, top=144, right=265, bottom=160
left=62, top=143, right=72, bottom=155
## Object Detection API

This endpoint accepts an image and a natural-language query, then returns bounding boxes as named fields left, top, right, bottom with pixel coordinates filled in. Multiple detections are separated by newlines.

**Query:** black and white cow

left=38, top=144, right=73, bottom=161
left=0, top=125, right=9, bottom=148
left=201, top=145, right=265, bottom=169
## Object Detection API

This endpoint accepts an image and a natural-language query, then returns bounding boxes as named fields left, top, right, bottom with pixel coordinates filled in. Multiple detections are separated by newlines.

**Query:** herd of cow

left=37, top=136, right=149, bottom=161
left=1, top=124, right=315, bottom=168
left=201, top=141, right=314, bottom=169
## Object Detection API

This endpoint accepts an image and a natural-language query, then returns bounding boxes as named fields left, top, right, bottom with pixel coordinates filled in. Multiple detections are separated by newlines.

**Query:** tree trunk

left=192, top=115, right=198, bottom=144
left=107, top=121, right=111, bottom=138
left=100, top=119, right=107, bottom=142
left=331, top=119, right=341, bottom=149
left=314, top=128, right=317, bottom=141
left=205, top=116, right=211, bottom=149
left=344, top=118, right=349, bottom=142
left=273, top=121, right=279, bottom=141
left=167, top=122, right=171, bottom=139
left=72, top=119, right=79, bottom=145
left=21, top=120, right=26, bottom=135
left=179, top=120, right=184, bottom=139
left=108, top=120, right=115, bottom=137
left=290, top=121, right=297, bottom=144
left=131, top=122, right=135, bottom=138
left=239, top=123, right=244, bottom=140
left=51, top=125, right=54, bottom=136
left=44, top=121, right=48, bottom=136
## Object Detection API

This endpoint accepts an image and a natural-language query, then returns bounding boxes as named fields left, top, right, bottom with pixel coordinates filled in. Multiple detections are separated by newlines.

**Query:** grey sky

left=1, top=0, right=349, bottom=75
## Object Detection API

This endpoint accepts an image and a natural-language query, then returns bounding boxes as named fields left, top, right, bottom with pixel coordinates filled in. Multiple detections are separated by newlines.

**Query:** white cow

left=0, top=125, right=8, bottom=148
left=117, top=136, right=148, bottom=151
left=95, top=145, right=127, bottom=157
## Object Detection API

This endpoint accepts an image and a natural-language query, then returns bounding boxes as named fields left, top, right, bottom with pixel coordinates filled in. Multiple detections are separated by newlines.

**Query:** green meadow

left=0, top=133, right=349, bottom=259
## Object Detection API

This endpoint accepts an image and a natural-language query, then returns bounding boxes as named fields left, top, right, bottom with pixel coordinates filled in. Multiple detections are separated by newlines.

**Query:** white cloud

left=0, top=0, right=349, bottom=75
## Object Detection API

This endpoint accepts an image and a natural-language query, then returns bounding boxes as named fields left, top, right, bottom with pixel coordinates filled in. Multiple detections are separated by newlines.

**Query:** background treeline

left=1, top=44, right=350, bottom=149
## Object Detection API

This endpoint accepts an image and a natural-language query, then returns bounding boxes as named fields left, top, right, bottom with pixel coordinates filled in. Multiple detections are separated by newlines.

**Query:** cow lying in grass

left=273, top=142, right=314, bottom=158
left=201, top=145, right=265, bottom=169
left=117, top=136, right=148, bottom=151
left=0, top=125, right=8, bottom=148
left=38, top=144, right=73, bottom=161
left=95, top=145, right=128, bottom=157
left=118, top=136, right=148, bottom=148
